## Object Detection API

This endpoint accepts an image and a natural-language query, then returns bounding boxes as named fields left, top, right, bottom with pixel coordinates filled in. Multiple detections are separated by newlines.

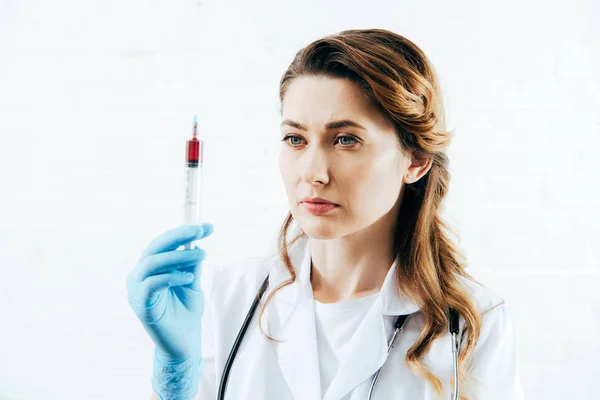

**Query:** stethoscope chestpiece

left=449, top=308, right=459, bottom=334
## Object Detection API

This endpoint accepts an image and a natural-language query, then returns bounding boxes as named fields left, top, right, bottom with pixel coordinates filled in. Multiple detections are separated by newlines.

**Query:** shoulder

left=217, top=254, right=272, bottom=285
left=453, top=272, right=520, bottom=361
left=453, top=274, right=524, bottom=398
left=454, top=272, right=506, bottom=316
left=201, top=253, right=273, bottom=307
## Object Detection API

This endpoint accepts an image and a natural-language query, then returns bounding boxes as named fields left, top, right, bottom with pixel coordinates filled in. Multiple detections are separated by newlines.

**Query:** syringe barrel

left=183, top=160, right=203, bottom=249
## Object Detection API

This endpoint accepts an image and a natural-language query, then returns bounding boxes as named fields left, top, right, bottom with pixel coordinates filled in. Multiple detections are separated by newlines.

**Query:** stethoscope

left=217, top=274, right=461, bottom=400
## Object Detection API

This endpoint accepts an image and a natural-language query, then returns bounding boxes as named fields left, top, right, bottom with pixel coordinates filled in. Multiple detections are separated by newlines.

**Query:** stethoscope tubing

left=218, top=274, right=460, bottom=400
left=217, top=275, right=269, bottom=400
left=367, top=313, right=408, bottom=399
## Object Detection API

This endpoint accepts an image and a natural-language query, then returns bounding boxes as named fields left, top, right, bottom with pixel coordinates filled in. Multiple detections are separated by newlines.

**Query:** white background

left=1, top=0, right=599, bottom=398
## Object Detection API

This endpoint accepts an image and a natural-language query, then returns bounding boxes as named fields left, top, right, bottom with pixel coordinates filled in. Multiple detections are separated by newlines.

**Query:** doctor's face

left=278, top=76, right=408, bottom=240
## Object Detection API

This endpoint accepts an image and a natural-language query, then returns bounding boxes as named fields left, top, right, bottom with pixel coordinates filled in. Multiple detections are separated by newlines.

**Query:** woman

left=127, top=28, right=524, bottom=400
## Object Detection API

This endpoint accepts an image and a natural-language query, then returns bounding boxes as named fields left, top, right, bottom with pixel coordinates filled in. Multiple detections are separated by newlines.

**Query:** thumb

left=199, top=223, right=214, bottom=238
left=185, top=246, right=205, bottom=291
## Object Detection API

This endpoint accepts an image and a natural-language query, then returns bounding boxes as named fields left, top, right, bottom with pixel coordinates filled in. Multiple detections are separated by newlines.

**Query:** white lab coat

left=194, top=234, right=524, bottom=400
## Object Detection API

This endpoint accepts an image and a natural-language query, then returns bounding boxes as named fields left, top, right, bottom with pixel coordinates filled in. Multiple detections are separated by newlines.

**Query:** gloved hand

left=126, top=223, right=214, bottom=400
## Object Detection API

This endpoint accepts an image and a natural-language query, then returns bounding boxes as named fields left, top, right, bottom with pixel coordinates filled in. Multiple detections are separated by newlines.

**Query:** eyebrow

left=280, top=119, right=367, bottom=131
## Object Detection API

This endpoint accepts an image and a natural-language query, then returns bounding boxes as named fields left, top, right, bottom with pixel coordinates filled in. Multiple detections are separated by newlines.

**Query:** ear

left=404, top=154, right=433, bottom=183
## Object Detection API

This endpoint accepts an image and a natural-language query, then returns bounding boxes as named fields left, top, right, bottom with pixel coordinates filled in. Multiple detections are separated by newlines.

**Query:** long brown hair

left=258, top=28, right=482, bottom=399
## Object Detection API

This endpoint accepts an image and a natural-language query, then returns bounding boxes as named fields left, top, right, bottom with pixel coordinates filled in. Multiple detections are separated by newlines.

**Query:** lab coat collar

left=262, top=234, right=421, bottom=400
left=266, top=234, right=421, bottom=314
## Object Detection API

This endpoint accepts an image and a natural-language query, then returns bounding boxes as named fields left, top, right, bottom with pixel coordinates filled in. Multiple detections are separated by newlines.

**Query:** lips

left=301, top=197, right=338, bottom=205
left=302, top=202, right=339, bottom=215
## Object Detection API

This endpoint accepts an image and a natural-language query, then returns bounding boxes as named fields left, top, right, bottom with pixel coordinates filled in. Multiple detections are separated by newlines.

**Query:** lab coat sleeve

left=462, top=302, right=525, bottom=400
left=192, top=262, right=220, bottom=400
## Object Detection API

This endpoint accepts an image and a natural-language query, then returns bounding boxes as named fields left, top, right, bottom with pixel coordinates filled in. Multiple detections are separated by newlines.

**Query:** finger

left=177, top=246, right=205, bottom=291
left=142, top=270, right=197, bottom=302
left=136, top=247, right=207, bottom=282
left=138, top=223, right=214, bottom=262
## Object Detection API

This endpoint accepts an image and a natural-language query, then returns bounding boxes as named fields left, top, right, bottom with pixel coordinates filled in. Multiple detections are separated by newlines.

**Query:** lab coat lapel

left=262, top=234, right=322, bottom=400
left=261, top=234, right=421, bottom=400
left=323, top=257, right=421, bottom=400
left=322, top=298, right=388, bottom=400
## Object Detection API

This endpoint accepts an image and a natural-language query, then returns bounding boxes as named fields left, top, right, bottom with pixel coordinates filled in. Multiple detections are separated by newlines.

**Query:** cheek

left=335, top=166, right=373, bottom=207
left=278, top=154, right=295, bottom=193
left=346, top=161, right=402, bottom=208
left=278, top=153, right=288, bottom=180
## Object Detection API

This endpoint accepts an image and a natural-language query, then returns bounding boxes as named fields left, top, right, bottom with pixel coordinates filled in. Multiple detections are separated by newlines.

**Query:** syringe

left=183, top=114, right=204, bottom=250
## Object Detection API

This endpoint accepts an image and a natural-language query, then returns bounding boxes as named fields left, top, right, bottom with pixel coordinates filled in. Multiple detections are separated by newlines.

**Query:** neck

left=309, top=226, right=396, bottom=304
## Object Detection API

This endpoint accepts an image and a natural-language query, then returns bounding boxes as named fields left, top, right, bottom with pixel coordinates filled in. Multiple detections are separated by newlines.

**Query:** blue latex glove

left=126, top=223, right=214, bottom=400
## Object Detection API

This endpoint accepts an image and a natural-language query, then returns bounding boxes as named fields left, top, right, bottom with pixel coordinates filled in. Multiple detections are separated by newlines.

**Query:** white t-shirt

left=314, top=292, right=380, bottom=398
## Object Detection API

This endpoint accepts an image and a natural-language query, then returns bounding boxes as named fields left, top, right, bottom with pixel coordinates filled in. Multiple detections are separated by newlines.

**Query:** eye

left=337, top=136, right=358, bottom=146
left=280, top=134, right=359, bottom=148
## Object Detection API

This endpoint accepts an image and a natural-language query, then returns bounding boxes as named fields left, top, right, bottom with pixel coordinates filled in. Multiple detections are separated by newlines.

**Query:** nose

left=300, top=149, right=330, bottom=186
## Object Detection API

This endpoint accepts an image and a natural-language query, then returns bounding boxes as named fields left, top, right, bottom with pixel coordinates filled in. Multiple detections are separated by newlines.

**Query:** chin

left=305, top=231, right=337, bottom=240
left=294, top=217, right=342, bottom=240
